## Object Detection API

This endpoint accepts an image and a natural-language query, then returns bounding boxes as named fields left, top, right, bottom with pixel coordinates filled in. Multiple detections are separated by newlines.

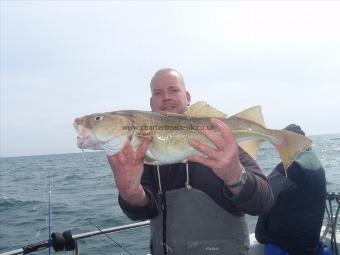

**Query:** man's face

left=150, top=71, right=191, bottom=114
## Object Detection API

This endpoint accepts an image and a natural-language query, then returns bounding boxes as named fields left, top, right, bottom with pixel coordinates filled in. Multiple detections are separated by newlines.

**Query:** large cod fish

left=73, top=102, right=312, bottom=170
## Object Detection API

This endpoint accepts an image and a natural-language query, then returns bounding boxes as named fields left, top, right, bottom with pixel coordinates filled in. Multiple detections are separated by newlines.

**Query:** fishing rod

left=48, top=168, right=52, bottom=255
left=89, top=221, right=133, bottom=255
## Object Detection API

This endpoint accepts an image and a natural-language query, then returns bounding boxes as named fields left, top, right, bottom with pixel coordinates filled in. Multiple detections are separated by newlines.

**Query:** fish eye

left=95, top=115, right=104, bottom=121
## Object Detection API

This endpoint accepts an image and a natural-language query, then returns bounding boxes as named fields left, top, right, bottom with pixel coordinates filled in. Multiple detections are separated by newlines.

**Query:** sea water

left=1, top=134, right=339, bottom=254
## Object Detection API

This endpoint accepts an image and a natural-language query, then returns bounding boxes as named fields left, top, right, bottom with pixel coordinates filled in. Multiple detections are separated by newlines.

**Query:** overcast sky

left=1, top=1, right=339, bottom=157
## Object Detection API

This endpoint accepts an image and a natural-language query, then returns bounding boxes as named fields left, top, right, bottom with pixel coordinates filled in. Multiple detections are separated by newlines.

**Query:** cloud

left=1, top=1, right=339, bottom=157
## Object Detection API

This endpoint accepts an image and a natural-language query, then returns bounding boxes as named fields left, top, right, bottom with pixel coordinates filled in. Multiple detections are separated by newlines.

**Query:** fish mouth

left=74, top=122, right=93, bottom=149
left=74, top=122, right=91, bottom=136
left=77, top=135, right=90, bottom=149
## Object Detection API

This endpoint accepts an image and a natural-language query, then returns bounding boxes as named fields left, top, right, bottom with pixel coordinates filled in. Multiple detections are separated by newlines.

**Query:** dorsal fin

left=232, top=105, right=265, bottom=127
left=184, top=101, right=227, bottom=118
left=233, top=105, right=265, bottom=159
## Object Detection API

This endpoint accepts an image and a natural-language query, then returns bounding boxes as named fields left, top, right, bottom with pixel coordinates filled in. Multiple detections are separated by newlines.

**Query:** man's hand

left=107, top=136, right=152, bottom=206
left=188, top=118, right=245, bottom=195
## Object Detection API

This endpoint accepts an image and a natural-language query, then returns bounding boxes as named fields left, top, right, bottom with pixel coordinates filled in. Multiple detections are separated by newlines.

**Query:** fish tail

left=272, top=130, right=312, bottom=171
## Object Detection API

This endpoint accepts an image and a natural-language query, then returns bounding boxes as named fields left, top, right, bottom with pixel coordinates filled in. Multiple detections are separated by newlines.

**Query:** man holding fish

left=74, top=68, right=312, bottom=254
left=109, top=68, right=272, bottom=255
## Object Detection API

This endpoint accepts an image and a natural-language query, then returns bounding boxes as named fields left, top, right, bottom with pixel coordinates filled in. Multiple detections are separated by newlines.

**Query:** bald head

left=149, top=68, right=191, bottom=113
left=150, top=68, right=186, bottom=91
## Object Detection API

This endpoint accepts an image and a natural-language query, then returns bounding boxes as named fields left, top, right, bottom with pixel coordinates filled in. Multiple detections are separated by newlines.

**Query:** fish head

left=73, top=112, right=133, bottom=155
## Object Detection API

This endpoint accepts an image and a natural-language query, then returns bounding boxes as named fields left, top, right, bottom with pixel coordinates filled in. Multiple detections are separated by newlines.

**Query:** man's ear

left=186, top=91, right=191, bottom=105
left=150, top=97, right=155, bottom=110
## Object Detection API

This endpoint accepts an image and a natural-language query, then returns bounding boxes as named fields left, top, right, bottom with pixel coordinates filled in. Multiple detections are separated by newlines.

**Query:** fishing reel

left=51, top=230, right=78, bottom=254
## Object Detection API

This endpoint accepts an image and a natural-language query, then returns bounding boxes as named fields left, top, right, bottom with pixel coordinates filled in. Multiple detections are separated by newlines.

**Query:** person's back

left=255, top=124, right=326, bottom=255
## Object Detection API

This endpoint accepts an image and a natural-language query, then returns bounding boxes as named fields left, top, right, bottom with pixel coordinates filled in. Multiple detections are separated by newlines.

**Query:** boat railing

left=1, top=192, right=339, bottom=255
left=322, top=192, right=340, bottom=254
left=0, top=221, right=150, bottom=255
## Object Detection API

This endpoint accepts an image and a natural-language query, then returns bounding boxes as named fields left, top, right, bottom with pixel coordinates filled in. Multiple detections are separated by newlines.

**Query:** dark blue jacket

left=255, top=150, right=326, bottom=255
